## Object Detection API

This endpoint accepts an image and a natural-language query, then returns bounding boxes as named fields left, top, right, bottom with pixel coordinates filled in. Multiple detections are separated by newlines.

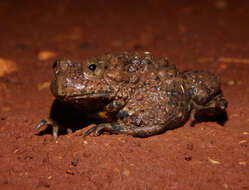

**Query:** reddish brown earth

left=0, top=1, right=249, bottom=189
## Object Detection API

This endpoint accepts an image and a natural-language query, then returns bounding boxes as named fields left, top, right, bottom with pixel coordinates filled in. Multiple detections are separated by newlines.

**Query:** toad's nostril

left=53, top=60, right=59, bottom=68
left=53, top=59, right=72, bottom=72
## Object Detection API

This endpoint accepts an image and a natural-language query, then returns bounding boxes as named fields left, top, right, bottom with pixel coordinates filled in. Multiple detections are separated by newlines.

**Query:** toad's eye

left=88, top=64, right=96, bottom=71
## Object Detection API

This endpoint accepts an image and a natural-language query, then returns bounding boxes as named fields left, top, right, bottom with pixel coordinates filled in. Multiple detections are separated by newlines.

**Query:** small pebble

left=13, top=149, right=19, bottom=154
left=239, top=140, right=247, bottom=144
left=38, top=51, right=56, bottom=61
left=71, top=158, right=79, bottom=167
left=47, top=176, right=52, bottom=180
left=223, top=184, right=229, bottom=189
left=208, top=157, right=221, bottom=164
left=65, top=170, right=74, bottom=175
left=144, top=51, right=151, bottom=55
left=37, top=81, right=51, bottom=91
left=104, top=143, right=109, bottom=147
left=0, top=58, right=17, bottom=77
left=113, top=168, right=120, bottom=174
left=238, top=161, right=247, bottom=166
left=227, top=80, right=235, bottom=86
left=122, top=169, right=130, bottom=176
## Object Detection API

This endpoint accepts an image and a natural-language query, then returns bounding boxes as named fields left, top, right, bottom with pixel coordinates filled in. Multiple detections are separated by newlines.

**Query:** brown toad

left=36, top=52, right=227, bottom=139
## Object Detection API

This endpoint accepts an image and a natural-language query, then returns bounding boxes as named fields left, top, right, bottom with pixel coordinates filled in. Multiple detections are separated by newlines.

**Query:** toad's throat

left=56, top=92, right=114, bottom=111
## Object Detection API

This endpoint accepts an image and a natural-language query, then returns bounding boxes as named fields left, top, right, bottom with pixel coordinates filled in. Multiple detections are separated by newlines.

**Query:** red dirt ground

left=0, top=1, right=248, bottom=189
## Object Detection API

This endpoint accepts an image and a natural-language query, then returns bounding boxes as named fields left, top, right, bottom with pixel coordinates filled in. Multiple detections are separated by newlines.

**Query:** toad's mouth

left=60, top=90, right=115, bottom=101
left=70, top=91, right=113, bottom=99
left=56, top=90, right=115, bottom=111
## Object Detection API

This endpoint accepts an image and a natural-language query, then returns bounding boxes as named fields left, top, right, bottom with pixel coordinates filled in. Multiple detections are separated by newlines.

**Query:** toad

left=36, top=52, right=227, bottom=139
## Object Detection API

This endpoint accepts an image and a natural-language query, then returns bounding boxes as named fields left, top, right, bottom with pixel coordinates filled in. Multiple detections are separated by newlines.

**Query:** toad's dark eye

left=88, top=64, right=96, bottom=71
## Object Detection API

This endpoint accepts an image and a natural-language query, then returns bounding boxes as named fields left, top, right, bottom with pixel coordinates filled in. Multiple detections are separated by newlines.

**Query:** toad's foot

left=190, top=93, right=228, bottom=126
left=35, top=118, right=72, bottom=139
left=84, top=123, right=122, bottom=137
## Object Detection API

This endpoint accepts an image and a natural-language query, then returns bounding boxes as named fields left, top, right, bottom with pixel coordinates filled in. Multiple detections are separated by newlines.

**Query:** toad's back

left=113, top=55, right=192, bottom=136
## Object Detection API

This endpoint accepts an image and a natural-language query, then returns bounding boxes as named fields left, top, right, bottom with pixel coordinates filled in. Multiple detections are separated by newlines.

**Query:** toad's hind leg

left=189, top=93, right=228, bottom=126
left=84, top=121, right=168, bottom=138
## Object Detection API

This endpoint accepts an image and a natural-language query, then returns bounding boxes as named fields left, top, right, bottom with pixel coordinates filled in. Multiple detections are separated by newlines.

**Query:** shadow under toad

left=191, top=107, right=228, bottom=126
left=36, top=99, right=99, bottom=137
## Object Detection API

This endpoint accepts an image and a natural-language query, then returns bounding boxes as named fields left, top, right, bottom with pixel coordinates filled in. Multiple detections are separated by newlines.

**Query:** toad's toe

left=35, top=118, right=60, bottom=139
left=84, top=123, right=122, bottom=138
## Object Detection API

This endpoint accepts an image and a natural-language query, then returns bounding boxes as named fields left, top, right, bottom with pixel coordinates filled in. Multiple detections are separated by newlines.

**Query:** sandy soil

left=0, top=1, right=248, bottom=189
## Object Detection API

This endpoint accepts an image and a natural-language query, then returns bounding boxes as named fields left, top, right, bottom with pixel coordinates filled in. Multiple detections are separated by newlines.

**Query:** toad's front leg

left=35, top=118, right=72, bottom=139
